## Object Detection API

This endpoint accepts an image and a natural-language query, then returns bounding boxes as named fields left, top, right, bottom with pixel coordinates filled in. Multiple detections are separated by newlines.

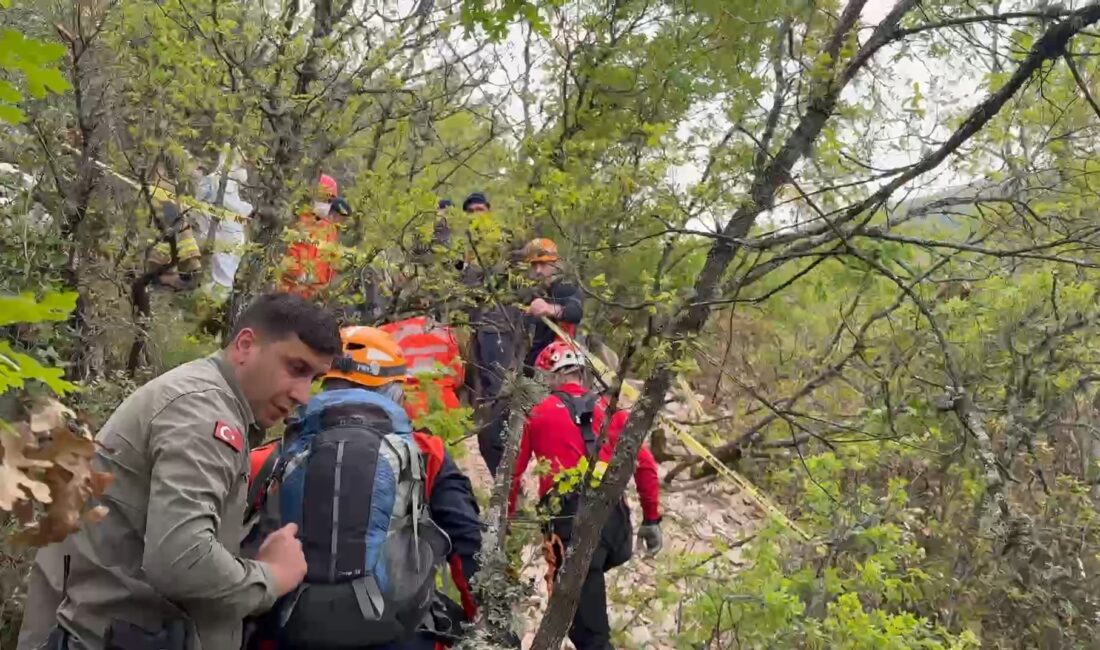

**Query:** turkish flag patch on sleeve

left=213, top=421, right=243, bottom=453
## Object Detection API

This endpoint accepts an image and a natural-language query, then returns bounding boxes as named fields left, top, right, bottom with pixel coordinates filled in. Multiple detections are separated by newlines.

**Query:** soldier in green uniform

left=18, top=293, right=342, bottom=650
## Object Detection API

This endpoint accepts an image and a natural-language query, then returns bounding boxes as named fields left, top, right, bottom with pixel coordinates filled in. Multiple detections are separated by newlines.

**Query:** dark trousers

left=473, top=329, right=515, bottom=476
left=544, top=498, right=632, bottom=650
left=474, top=329, right=513, bottom=399
left=261, top=633, right=438, bottom=650
left=546, top=543, right=614, bottom=650
left=574, top=570, right=613, bottom=650
left=476, top=400, right=508, bottom=477
left=367, top=636, right=438, bottom=650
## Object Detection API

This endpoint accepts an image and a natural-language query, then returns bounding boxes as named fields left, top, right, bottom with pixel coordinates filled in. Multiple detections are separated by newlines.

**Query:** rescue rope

left=541, top=533, right=565, bottom=597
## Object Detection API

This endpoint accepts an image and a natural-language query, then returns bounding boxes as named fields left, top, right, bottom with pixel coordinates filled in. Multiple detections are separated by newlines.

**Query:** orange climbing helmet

left=316, top=174, right=339, bottom=200
left=524, top=238, right=559, bottom=263
left=324, top=326, right=408, bottom=387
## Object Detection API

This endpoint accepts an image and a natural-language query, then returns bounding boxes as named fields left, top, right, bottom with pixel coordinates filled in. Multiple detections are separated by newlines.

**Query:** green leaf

left=0, top=79, right=21, bottom=103
left=0, top=341, right=78, bottom=395
left=24, top=64, right=70, bottom=98
left=0, top=103, right=25, bottom=124
left=0, top=293, right=79, bottom=326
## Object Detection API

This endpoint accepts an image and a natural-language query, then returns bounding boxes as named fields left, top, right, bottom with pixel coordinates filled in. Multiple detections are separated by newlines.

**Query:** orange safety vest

left=280, top=211, right=339, bottom=297
left=381, top=317, right=464, bottom=419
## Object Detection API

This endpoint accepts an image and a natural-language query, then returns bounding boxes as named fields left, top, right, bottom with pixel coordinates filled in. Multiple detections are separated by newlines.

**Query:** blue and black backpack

left=250, top=388, right=451, bottom=647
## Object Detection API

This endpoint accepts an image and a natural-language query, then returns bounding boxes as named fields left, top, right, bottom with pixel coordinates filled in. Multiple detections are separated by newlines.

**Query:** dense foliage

left=5, top=0, right=1100, bottom=647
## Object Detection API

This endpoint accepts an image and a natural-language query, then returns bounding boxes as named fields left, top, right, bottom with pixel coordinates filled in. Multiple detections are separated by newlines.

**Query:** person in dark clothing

left=471, top=302, right=521, bottom=477
left=249, top=431, right=479, bottom=650
left=520, top=237, right=584, bottom=373
left=407, top=200, right=458, bottom=312
left=454, top=193, right=522, bottom=476
left=510, top=341, right=663, bottom=650
left=462, top=191, right=490, bottom=213
left=412, top=198, right=453, bottom=258
left=433, top=198, right=454, bottom=248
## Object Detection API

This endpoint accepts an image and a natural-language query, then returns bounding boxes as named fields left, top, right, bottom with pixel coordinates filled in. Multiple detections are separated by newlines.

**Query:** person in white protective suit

left=192, top=149, right=252, bottom=301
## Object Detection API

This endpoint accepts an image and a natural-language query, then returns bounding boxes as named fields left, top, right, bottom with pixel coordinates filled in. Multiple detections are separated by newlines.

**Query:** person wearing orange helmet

left=509, top=340, right=662, bottom=650
left=245, top=326, right=482, bottom=650
left=471, top=236, right=583, bottom=477
left=521, top=237, right=584, bottom=373
left=279, top=174, right=347, bottom=299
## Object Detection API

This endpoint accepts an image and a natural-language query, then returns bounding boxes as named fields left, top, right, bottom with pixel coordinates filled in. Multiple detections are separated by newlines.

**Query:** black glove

left=637, top=518, right=663, bottom=556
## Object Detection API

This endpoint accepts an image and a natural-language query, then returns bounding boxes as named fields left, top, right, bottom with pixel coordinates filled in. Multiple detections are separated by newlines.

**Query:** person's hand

left=529, top=298, right=558, bottom=318
left=256, top=523, right=307, bottom=596
left=637, top=519, right=663, bottom=557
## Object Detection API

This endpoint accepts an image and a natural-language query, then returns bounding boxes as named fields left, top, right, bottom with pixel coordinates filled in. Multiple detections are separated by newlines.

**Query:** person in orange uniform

left=279, top=174, right=343, bottom=298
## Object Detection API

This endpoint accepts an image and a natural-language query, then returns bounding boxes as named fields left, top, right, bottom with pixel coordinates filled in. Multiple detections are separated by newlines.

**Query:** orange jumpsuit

left=279, top=211, right=339, bottom=298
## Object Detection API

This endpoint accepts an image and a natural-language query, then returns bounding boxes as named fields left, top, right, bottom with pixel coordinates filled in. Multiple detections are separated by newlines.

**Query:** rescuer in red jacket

left=509, top=340, right=662, bottom=650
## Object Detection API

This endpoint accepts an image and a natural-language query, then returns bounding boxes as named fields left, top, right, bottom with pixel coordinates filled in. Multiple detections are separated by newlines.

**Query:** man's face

left=229, top=329, right=335, bottom=427
left=466, top=202, right=489, bottom=214
left=530, top=261, right=557, bottom=281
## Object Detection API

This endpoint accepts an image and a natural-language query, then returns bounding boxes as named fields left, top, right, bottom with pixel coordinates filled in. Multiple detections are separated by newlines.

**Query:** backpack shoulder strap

left=413, top=431, right=446, bottom=499
left=245, top=439, right=282, bottom=523
left=552, top=390, right=601, bottom=457
left=249, top=440, right=280, bottom=487
left=302, top=388, right=413, bottom=436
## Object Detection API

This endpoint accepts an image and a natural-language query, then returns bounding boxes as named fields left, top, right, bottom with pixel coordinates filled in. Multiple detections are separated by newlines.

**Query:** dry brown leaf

left=17, top=465, right=86, bottom=546
left=6, top=399, right=113, bottom=547
left=0, top=424, right=53, bottom=510
left=12, top=498, right=36, bottom=524
left=28, top=399, right=75, bottom=434
left=37, top=426, right=96, bottom=476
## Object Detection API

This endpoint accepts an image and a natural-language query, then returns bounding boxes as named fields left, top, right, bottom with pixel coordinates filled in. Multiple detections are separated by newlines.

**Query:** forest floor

left=454, top=420, right=763, bottom=649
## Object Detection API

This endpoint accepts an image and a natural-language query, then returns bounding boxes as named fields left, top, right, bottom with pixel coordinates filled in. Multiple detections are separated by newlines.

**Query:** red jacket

left=509, top=382, right=661, bottom=522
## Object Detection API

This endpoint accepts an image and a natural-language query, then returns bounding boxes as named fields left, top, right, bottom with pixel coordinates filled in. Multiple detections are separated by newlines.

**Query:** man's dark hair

left=462, top=191, right=489, bottom=212
left=230, top=293, right=342, bottom=355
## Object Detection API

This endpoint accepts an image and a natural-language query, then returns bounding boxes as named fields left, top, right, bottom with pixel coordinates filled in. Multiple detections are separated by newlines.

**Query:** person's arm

left=143, top=391, right=277, bottom=618
left=508, top=420, right=535, bottom=518
left=634, top=442, right=662, bottom=522
left=550, top=281, right=583, bottom=324
left=607, top=410, right=661, bottom=522
left=429, top=452, right=483, bottom=581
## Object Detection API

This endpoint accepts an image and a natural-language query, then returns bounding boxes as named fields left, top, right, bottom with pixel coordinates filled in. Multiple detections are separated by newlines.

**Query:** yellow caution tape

left=61, top=143, right=249, bottom=224
left=540, top=317, right=810, bottom=540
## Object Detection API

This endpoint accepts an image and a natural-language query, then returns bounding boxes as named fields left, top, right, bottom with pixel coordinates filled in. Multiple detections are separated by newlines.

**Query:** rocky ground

left=454, top=425, right=762, bottom=649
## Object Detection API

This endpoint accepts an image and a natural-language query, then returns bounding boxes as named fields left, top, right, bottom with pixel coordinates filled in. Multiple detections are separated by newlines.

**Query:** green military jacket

left=17, top=352, right=276, bottom=650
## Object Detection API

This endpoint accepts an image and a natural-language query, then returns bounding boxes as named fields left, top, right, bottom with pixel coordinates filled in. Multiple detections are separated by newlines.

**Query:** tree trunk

left=530, top=2, right=914, bottom=645
left=462, top=373, right=544, bottom=648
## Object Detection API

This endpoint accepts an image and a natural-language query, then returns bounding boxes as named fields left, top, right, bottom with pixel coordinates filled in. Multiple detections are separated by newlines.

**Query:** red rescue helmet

left=317, top=174, right=339, bottom=200
left=534, top=340, right=585, bottom=374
